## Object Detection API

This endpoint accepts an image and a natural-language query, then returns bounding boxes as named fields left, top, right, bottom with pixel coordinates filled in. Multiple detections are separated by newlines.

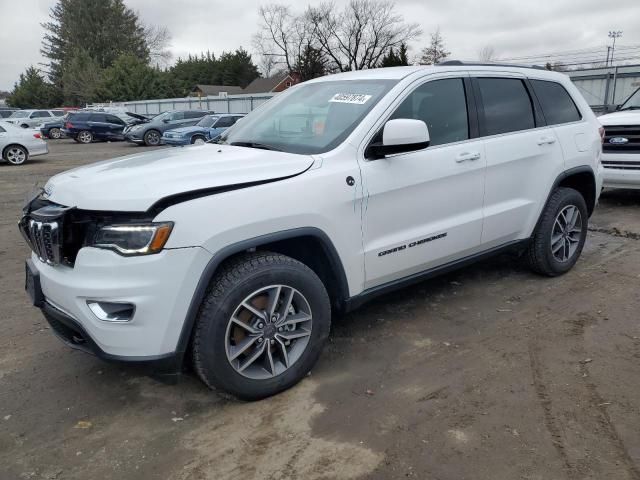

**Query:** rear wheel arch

left=556, top=168, right=596, bottom=216
left=174, top=228, right=350, bottom=365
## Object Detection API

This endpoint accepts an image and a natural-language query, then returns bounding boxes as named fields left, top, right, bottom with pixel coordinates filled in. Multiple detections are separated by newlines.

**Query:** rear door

left=88, top=113, right=108, bottom=138
left=529, top=79, right=592, bottom=172
left=473, top=74, right=565, bottom=246
left=360, top=74, right=487, bottom=289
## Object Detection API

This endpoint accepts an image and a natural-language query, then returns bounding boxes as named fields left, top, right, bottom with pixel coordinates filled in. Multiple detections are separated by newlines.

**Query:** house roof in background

left=243, top=74, right=292, bottom=94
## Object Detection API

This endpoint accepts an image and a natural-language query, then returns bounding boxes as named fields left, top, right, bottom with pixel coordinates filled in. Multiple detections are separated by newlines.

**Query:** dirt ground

left=1, top=140, right=640, bottom=480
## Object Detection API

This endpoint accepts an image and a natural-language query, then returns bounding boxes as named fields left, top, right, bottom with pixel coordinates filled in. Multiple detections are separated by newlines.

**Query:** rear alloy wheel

left=193, top=252, right=331, bottom=400
left=3, top=145, right=28, bottom=165
left=191, top=135, right=206, bottom=145
left=77, top=130, right=93, bottom=144
left=526, top=187, right=588, bottom=276
left=143, top=130, right=161, bottom=146
left=49, top=128, right=62, bottom=139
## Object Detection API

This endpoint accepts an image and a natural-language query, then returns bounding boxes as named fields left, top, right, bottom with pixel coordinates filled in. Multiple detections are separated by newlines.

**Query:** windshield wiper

left=230, top=141, right=282, bottom=151
left=619, top=106, right=640, bottom=111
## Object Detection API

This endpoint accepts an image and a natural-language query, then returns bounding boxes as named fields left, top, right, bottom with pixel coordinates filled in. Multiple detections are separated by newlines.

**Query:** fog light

left=87, top=301, right=135, bottom=322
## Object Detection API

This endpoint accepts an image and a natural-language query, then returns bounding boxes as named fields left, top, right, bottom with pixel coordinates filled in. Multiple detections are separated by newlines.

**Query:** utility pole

left=608, top=30, right=623, bottom=66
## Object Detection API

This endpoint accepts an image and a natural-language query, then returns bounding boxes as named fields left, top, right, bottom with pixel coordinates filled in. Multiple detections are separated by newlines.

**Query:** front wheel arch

left=174, top=228, right=350, bottom=368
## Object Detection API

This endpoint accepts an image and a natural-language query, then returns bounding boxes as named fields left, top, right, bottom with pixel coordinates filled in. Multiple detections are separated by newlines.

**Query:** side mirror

left=367, top=119, right=430, bottom=159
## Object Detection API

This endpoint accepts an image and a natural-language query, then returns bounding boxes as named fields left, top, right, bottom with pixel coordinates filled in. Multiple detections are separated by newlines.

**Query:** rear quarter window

left=530, top=80, right=582, bottom=125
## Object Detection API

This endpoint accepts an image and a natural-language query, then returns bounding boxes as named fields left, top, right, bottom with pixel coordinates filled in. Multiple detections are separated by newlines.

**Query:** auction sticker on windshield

left=329, top=93, right=372, bottom=105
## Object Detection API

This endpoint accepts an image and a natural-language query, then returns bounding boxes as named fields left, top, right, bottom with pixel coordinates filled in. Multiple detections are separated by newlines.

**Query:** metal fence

left=568, top=64, right=640, bottom=113
left=88, top=93, right=276, bottom=115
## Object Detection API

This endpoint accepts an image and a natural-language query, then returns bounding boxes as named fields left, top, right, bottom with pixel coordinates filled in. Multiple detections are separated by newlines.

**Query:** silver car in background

left=5, top=109, right=65, bottom=129
left=0, top=121, right=48, bottom=165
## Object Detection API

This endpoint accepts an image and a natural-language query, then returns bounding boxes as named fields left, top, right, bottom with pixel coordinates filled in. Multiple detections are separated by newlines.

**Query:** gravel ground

left=1, top=140, right=640, bottom=480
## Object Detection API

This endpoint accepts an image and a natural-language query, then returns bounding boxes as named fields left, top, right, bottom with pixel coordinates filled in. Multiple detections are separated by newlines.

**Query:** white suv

left=598, top=87, right=640, bottom=189
left=20, top=64, right=603, bottom=400
left=6, top=109, right=65, bottom=129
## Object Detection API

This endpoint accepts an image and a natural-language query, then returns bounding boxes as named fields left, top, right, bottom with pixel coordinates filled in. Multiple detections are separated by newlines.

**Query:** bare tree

left=419, top=28, right=450, bottom=65
left=253, top=4, right=315, bottom=75
left=144, top=24, right=172, bottom=67
left=478, top=45, right=495, bottom=63
left=253, top=0, right=421, bottom=75
left=307, top=0, right=421, bottom=72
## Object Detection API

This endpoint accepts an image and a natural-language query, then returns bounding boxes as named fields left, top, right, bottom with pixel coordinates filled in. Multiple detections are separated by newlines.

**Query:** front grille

left=601, top=160, right=640, bottom=171
left=603, top=125, right=640, bottom=154
left=19, top=203, right=71, bottom=266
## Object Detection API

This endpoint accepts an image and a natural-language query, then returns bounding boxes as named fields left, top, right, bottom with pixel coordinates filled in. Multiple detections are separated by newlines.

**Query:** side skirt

left=343, top=239, right=530, bottom=312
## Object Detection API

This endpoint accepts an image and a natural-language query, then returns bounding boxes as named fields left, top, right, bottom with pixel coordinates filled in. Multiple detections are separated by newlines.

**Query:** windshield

left=620, top=88, right=640, bottom=111
left=9, top=111, right=29, bottom=118
left=197, top=115, right=218, bottom=128
left=218, top=79, right=397, bottom=155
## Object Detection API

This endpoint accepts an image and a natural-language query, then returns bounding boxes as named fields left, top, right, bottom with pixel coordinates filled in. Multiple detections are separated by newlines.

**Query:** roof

left=192, top=84, right=244, bottom=96
left=305, top=64, right=566, bottom=83
left=243, top=74, right=292, bottom=94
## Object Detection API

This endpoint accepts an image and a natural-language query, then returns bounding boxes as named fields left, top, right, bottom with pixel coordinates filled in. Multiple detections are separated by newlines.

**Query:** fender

left=173, top=226, right=350, bottom=365
left=533, top=165, right=597, bottom=233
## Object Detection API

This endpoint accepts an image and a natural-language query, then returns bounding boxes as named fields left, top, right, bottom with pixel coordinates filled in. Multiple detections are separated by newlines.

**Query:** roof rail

left=437, top=60, right=547, bottom=71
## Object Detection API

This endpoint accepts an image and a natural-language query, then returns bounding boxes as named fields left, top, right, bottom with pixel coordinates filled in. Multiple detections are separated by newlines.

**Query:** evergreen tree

left=42, top=0, right=148, bottom=86
left=379, top=43, right=409, bottom=67
left=419, top=28, right=450, bottom=65
left=294, top=46, right=328, bottom=81
left=6, top=67, right=55, bottom=108
left=61, top=49, right=102, bottom=106
left=218, top=48, right=260, bottom=88
left=98, top=54, right=170, bottom=102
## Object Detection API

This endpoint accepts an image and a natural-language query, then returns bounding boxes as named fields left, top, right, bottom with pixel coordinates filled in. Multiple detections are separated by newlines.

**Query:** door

left=31, top=111, right=51, bottom=127
left=104, top=114, right=127, bottom=139
left=473, top=76, right=565, bottom=246
left=360, top=76, right=486, bottom=289
left=87, top=113, right=109, bottom=138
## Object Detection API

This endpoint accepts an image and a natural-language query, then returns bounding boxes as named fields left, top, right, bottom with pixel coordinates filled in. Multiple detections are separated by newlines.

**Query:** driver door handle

left=537, top=136, right=557, bottom=145
left=456, top=152, right=481, bottom=163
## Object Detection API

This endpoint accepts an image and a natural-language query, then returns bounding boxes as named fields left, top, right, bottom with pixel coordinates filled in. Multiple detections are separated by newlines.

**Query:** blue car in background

left=162, top=113, right=245, bottom=146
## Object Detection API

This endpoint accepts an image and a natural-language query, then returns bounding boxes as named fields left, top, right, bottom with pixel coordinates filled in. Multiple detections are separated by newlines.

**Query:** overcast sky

left=1, top=0, right=639, bottom=91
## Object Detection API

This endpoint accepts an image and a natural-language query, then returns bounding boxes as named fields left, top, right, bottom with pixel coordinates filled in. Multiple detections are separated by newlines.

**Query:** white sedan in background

left=0, top=121, right=48, bottom=165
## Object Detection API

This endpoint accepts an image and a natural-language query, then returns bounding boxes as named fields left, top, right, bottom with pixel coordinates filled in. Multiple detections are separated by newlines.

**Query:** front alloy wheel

left=193, top=252, right=331, bottom=400
left=144, top=130, right=161, bottom=146
left=226, top=285, right=313, bottom=380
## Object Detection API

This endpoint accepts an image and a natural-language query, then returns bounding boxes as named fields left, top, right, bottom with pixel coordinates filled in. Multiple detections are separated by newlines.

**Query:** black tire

left=193, top=252, right=331, bottom=401
left=20, top=124, right=29, bottom=129
left=143, top=129, right=161, bottom=146
left=77, top=130, right=93, bottom=144
left=49, top=127, right=62, bottom=139
left=191, top=135, right=206, bottom=145
left=526, top=187, right=588, bottom=276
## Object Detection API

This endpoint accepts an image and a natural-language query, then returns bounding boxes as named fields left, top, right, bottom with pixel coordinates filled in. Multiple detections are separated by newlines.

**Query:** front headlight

left=92, top=222, right=173, bottom=256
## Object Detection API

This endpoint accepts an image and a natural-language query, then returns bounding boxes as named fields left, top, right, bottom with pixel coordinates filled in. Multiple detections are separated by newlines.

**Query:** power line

left=497, top=44, right=640, bottom=63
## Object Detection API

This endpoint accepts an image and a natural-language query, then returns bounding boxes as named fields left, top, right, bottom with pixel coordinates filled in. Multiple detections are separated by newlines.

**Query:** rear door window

left=33, top=111, right=52, bottom=118
left=530, top=80, right=582, bottom=125
left=89, top=113, right=106, bottom=122
left=390, top=78, right=470, bottom=146
left=477, top=78, right=535, bottom=136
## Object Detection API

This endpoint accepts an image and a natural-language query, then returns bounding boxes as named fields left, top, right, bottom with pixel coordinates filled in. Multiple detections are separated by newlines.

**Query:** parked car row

left=5, top=109, right=66, bottom=128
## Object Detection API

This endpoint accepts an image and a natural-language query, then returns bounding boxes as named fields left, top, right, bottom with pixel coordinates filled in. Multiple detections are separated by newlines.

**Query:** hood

left=44, top=144, right=313, bottom=212
left=125, top=111, right=150, bottom=122
left=164, top=125, right=204, bottom=135
left=598, top=110, right=640, bottom=126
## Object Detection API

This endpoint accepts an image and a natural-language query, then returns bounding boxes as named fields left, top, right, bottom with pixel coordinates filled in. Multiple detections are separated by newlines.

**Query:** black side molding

left=344, top=239, right=530, bottom=312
